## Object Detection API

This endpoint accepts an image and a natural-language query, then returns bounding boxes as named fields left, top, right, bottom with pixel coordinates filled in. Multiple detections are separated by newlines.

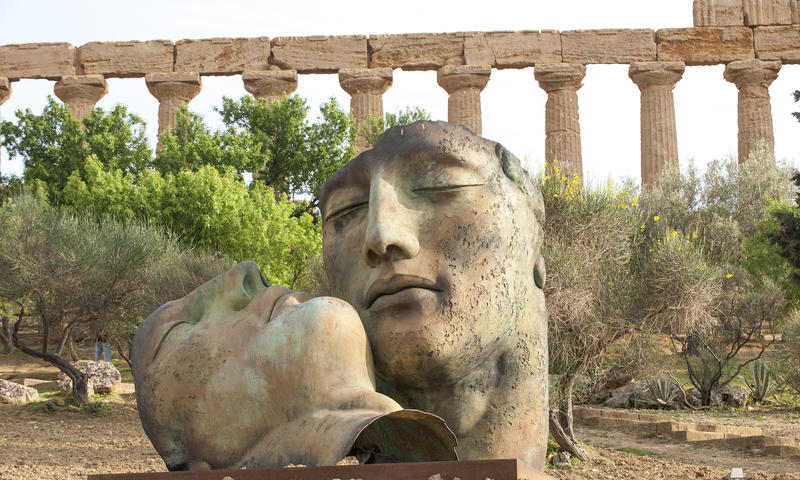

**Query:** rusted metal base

left=87, top=459, right=538, bottom=480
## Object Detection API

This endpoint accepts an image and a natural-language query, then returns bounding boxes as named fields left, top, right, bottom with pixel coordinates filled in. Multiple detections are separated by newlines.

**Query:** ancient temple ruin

left=1, top=0, right=798, bottom=185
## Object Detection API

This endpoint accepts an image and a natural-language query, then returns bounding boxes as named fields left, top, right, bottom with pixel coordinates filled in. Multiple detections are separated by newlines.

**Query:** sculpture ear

left=534, top=253, right=546, bottom=290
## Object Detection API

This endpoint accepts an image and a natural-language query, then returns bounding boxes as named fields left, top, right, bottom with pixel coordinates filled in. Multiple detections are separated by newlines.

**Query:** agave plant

left=742, top=359, right=781, bottom=403
left=645, top=378, right=679, bottom=409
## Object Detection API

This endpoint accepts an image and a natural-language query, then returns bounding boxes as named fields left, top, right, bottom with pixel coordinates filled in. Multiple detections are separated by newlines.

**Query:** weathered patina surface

left=132, top=121, right=548, bottom=474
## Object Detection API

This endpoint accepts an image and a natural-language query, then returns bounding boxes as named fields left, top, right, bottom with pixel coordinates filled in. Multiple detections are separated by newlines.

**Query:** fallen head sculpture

left=132, top=121, right=548, bottom=472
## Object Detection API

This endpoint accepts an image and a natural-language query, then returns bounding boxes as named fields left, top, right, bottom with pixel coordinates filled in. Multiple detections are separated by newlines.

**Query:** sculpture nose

left=362, top=179, right=420, bottom=267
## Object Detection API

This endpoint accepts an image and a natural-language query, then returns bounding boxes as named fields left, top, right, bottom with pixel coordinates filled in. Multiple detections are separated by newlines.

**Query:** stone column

left=146, top=72, right=202, bottom=152
left=436, top=65, right=491, bottom=135
left=534, top=64, right=586, bottom=180
left=338, top=68, right=393, bottom=149
left=629, top=62, right=685, bottom=188
left=0, top=78, right=10, bottom=174
left=53, top=75, right=108, bottom=122
left=723, top=60, right=781, bottom=163
left=243, top=70, right=298, bottom=102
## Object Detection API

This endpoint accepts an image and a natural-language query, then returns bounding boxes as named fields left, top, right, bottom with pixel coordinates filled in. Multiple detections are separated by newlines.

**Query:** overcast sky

left=1, top=0, right=798, bottom=184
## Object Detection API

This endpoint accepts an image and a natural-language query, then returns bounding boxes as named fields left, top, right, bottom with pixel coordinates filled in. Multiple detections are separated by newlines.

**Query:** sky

left=1, top=0, right=798, bottom=184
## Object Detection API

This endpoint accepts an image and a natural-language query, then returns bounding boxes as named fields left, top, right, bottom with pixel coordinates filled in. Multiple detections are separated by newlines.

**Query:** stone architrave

left=270, top=36, right=367, bottom=73
left=79, top=40, right=173, bottom=78
left=368, top=33, right=464, bottom=70
left=723, top=59, right=781, bottom=163
left=743, top=0, right=792, bottom=25
left=561, top=29, right=657, bottom=64
left=656, top=27, right=754, bottom=65
left=53, top=74, right=108, bottom=122
left=242, top=70, right=298, bottom=102
left=464, top=31, right=561, bottom=68
left=338, top=68, right=393, bottom=149
left=693, top=0, right=745, bottom=26
left=436, top=65, right=491, bottom=135
left=629, top=62, right=685, bottom=188
left=755, top=25, right=800, bottom=63
left=146, top=72, right=202, bottom=151
left=0, top=43, right=76, bottom=80
left=534, top=63, right=586, bottom=180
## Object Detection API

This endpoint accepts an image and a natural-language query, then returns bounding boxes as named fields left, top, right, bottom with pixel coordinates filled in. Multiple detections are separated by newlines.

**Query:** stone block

left=20, top=378, right=60, bottom=391
left=561, top=29, right=656, bottom=63
left=672, top=429, right=726, bottom=441
left=79, top=40, right=173, bottom=77
left=657, top=27, right=754, bottom=64
left=175, top=37, right=269, bottom=75
left=694, top=0, right=745, bottom=26
left=0, top=378, right=39, bottom=404
left=765, top=445, right=800, bottom=456
left=0, top=42, right=75, bottom=80
left=598, top=408, right=637, bottom=419
left=637, top=413, right=671, bottom=423
left=369, top=33, right=463, bottom=70
left=792, top=0, right=800, bottom=22
left=762, top=436, right=799, bottom=446
left=270, top=35, right=366, bottom=73
left=743, top=0, right=792, bottom=25
left=464, top=31, right=561, bottom=68
left=755, top=25, right=800, bottom=62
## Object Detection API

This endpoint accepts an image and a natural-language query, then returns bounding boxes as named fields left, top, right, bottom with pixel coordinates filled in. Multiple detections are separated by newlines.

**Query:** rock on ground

left=57, top=360, right=121, bottom=395
left=0, top=379, right=39, bottom=404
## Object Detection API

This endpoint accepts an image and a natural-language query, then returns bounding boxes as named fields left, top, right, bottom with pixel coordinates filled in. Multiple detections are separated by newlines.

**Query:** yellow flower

left=653, top=215, right=660, bottom=222
left=671, top=230, right=677, bottom=237
left=726, top=273, right=733, bottom=279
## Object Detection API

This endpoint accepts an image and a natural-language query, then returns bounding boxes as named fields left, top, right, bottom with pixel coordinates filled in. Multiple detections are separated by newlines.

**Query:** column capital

left=437, top=65, right=491, bottom=94
left=243, top=70, right=298, bottom=100
left=338, top=68, right=392, bottom=96
left=723, top=60, right=781, bottom=89
left=534, top=64, right=586, bottom=93
left=629, top=62, right=685, bottom=89
left=0, top=78, right=10, bottom=106
left=146, top=72, right=202, bottom=103
left=54, top=74, right=108, bottom=104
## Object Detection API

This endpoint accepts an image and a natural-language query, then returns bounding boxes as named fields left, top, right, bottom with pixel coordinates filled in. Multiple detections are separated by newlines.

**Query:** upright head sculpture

left=320, top=121, right=548, bottom=466
left=131, top=120, right=548, bottom=473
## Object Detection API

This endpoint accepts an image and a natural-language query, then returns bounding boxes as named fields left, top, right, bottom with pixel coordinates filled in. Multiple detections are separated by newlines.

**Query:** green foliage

left=0, top=97, right=151, bottom=203
left=793, top=90, right=800, bottom=123
left=154, top=106, right=258, bottom=178
left=363, top=106, right=431, bottom=147
left=216, top=95, right=357, bottom=211
left=765, top=170, right=800, bottom=291
left=63, top=157, right=321, bottom=287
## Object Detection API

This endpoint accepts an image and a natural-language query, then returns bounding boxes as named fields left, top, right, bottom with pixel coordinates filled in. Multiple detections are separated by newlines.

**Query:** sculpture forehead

left=320, top=122, right=496, bottom=209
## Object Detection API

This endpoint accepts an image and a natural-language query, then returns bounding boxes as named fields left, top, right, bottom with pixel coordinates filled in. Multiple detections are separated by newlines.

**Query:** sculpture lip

left=363, top=274, right=442, bottom=309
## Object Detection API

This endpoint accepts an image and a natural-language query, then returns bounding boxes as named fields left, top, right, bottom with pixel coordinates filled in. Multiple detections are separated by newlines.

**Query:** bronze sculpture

left=132, top=121, right=549, bottom=474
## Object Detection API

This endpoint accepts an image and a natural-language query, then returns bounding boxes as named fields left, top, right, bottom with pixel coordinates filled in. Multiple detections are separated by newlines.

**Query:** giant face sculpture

left=321, top=121, right=548, bottom=465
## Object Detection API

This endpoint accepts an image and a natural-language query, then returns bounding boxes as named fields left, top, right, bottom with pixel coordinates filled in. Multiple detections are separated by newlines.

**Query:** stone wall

left=1, top=0, right=798, bottom=184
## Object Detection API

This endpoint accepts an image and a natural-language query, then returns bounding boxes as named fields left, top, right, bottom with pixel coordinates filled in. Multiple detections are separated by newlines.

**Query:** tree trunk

left=116, top=343, right=132, bottom=370
left=40, top=316, right=48, bottom=353
left=549, top=405, right=593, bottom=461
left=0, top=316, right=14, bottom=353
left=12, top=315, right=91, bottom=407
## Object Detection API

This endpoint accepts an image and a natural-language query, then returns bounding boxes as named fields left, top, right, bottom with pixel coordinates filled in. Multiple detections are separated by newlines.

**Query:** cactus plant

left=742, top=359, right=781, bottom=403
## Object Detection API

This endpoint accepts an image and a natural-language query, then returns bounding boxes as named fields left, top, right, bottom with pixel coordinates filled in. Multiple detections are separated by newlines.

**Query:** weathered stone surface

left=792, top=0, right=800, bottom=22
left=561, top=29, right=656, bottom=63
left=689, top=384, right=750, bottom=407
left=755, top=25, right=800, bottom=62
left=0, top=43, right=75, bottom=80
left=175, top=37, right=269, bottom=75
left=437, top=64, right=491, bottom=135
left=243, top=69, right=298, bottom=101
left=146, top=72, right=202, bottom=149
left=724, top=59, right=781, bottom=163
left=535, top=63, right=585, bottom=180
left=0, top=378, right=39, bottom=404
left=604, top=382, right=650, bottom=409
left=79, top=40, right=173, bottom=77
left=0, top=77, right=10, bottom=105
left=54, top=74, right=108, bottom=121
left=57, top=360, right=121, bottom=395
left=369, top=33, right=463, bottom=70
left=339, top=68, right=392, bottom=149
left=630, top=61, right=684, bottom=187
left=657, top=27, right=754, bottom=65
left=464, top=31, right=561, bottom=68
left=743, top=0, right=792, bottom=25
left=693, top=0, right=745, bottom=26
left=270, top=35, right=366, bottom=73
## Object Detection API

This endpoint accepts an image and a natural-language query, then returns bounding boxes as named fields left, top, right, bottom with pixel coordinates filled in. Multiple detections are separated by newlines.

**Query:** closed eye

left=326, top=201, right=368, bottom=221
left=412, top=183, right=485, bottom=193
